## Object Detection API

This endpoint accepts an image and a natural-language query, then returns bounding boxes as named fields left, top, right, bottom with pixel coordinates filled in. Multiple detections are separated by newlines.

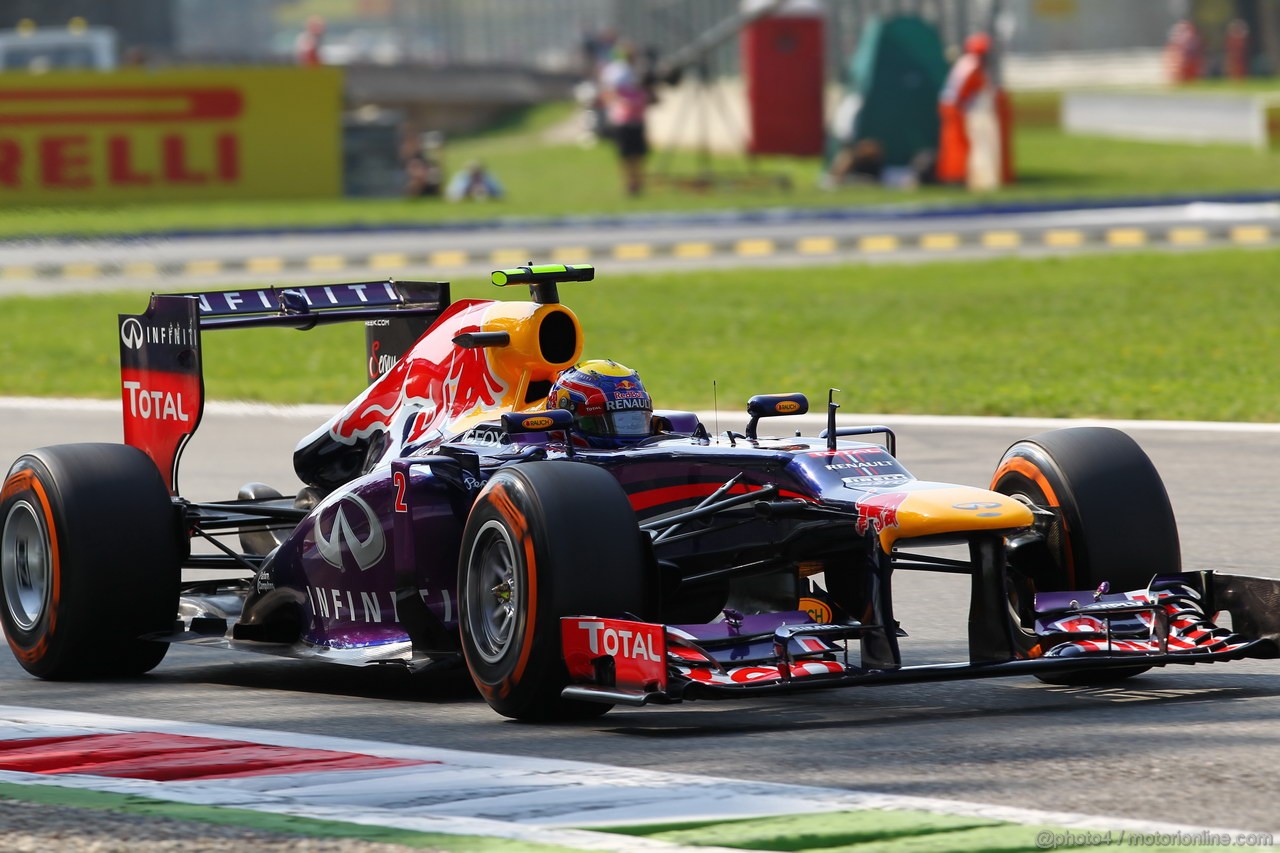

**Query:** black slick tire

left=991, top=427, right=1180, bottom=685
left=458, top=461, right=650, bottom=721
left=1, top=444, right=182, bottom=679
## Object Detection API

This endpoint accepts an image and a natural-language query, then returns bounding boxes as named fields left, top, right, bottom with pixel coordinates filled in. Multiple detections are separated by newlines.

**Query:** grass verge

left=2, top=97, right=1279, bottom=239
left=606, top=810, right=1242, bottom=852
left=1, top=247, right=1276, bottom=423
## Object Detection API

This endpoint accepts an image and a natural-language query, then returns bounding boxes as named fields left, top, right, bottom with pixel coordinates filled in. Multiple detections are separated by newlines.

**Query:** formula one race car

left=3, top=264, right=1279, bottom=721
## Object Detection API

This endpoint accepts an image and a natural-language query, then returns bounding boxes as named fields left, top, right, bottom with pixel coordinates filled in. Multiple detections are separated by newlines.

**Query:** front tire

left=1, top=444, right=182, bottom=679
left=458, top=462, right=651, bottom=721
left=991, top=427, right=1179, bottom=685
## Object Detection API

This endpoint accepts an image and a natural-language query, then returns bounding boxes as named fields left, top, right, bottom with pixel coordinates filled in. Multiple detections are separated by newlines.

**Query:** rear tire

left=458, top=462, right=651, bottom=721
left=1, top=444, right=182, bottom=679
left=991, top=428, right=1179, bottom=685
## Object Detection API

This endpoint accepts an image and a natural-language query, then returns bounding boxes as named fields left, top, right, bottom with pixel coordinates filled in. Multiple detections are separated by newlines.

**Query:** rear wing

left=118, top=280, right=449, bottom=494
left=190, top=280, right=448, bottom=329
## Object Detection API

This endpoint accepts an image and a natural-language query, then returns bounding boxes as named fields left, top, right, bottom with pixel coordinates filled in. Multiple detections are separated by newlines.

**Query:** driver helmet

left=548, top=360, right=653, bottom=448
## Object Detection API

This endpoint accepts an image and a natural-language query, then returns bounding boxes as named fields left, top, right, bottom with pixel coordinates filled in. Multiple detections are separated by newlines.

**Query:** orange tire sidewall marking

left=2, top=468, right=60, bottom=664
left=1, top=469, right=34, bottom=503
left=992, top=453, right=1077, bottom=590
left=467, top=479, right=538, bottom=702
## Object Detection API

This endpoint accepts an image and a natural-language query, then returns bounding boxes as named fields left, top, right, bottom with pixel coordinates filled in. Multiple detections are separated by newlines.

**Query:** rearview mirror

left=745, top=393, right=809, bottom=439
left=501, top=408, right=575, bottom=435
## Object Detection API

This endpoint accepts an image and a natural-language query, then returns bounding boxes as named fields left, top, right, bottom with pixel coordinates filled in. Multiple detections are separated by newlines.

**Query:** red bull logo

left=616, top=379, right=637, bottom=390
left=332, top=324, right=508, bottom=447
left=855, top=492, right=908, bottom=536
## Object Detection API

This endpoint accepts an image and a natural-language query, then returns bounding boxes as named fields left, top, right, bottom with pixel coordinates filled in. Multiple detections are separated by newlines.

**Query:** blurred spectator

left=826, top=139, right=885, bottom=186
left=1164, top=19, right=1203, bottom=84
left=446, top=161, right=503, bottom=201
left=937, top=33, right=1010, bottom=191
left=574, top=26, right=620, bottom=144
left=296, top=15, right=326, bottom=67
left=823, top=140, right=939, bottom=191
left=600, top=40, right=651, bottom=196
left=404, top=153, right=443, bottom=198
left=403, top=131, right=444, bottom=198
left=1225, top=19, right=1251, bottom=80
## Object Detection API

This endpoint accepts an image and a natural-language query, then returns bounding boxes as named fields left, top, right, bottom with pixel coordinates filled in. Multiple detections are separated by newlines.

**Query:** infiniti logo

left=120, top=318, right=144, bottom=350
left=315, top=495, right=385, bottom=572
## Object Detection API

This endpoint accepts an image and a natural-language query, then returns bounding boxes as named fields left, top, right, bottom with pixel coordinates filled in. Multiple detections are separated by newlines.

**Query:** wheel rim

left=465, top=519, right=520, bottom=665
left=2, top=500, right=50, bottom=632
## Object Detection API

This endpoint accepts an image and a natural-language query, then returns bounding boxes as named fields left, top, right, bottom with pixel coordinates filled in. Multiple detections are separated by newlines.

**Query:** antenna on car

left=712, top=379, right=720, bottom=440
left=827, top=388, right=840, bottom=451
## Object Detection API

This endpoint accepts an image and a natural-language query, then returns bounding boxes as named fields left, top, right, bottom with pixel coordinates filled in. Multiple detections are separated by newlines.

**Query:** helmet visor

left=578, top=410, right=652, bottom=438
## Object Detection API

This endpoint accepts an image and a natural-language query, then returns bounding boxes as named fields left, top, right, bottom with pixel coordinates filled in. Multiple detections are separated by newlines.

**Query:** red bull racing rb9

left=3, top=263, right=1280, bottom=720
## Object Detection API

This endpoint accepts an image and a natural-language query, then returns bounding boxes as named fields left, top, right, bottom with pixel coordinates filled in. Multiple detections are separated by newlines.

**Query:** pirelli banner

left=0, top=67, right=343, bottom=204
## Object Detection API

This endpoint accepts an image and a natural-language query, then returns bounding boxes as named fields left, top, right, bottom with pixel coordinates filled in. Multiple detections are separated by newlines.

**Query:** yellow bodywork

left=871, top=484, right=1033, bottom=551
left=479, top=301, right=583, bottom=386
left=440, top=300, right=583, bottom=437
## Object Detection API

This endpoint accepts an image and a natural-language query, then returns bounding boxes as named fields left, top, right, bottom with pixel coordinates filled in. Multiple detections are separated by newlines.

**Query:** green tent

left=842, top=16, right=949, bottom=167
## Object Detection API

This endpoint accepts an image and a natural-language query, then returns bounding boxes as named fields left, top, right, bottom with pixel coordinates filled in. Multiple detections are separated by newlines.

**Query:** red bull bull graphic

left=330, top=301, right=509, bottom=453
left=854, top=492, right=908, bottom=537
left=321, top=298, right=582, bottom=472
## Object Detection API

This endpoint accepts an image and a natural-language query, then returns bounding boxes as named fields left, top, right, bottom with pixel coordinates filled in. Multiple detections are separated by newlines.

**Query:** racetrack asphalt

left=2, top=400, right=1280, bottom=839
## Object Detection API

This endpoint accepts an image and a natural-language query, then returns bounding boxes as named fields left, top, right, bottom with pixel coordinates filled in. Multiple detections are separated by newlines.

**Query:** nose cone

left=862, top=484, right=1033, bottom=551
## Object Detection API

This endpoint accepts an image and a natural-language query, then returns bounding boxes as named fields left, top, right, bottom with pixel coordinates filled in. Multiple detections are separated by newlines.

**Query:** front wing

left=559, top=571, right=1280, bottom=707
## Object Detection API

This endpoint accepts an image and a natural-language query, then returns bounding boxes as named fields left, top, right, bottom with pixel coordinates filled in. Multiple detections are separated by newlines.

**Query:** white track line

left=3, top=396, right=1279, bottom=433
left=0, top=706, right=1267, bottom=842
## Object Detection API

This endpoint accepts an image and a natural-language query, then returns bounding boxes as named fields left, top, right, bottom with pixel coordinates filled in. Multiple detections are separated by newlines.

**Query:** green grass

left=3, top=248, right=1278, bottom=422
left=3, top=97, right=1280, bottom=240
left=608, top=811, right=1119, bottom=852
left=1184, top=78, right=1280, bottom=95
left=1008, top=127, right=1280, bottom=195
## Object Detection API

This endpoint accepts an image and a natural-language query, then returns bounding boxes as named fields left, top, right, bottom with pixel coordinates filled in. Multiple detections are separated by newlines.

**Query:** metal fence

left=166, top=0, right=996, bottom=76
left=5, top=0, right=1199, bottom=78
